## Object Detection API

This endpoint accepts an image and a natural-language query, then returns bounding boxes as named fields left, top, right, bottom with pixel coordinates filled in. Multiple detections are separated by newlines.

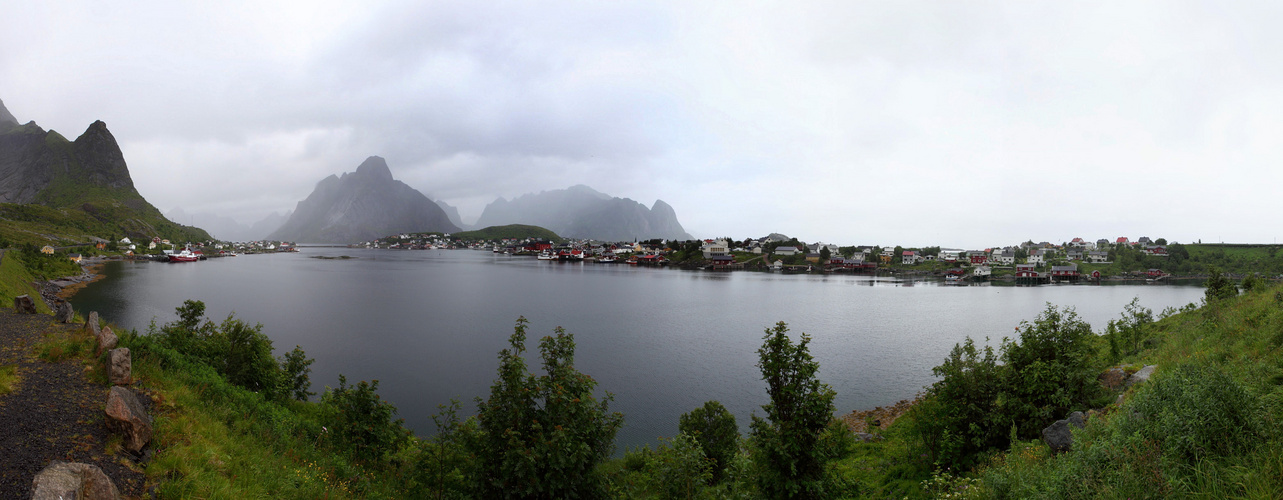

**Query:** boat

left=598, top=255, right=617, bottom=264
left=168, top=248, right=200, bottom=263
left=536, top=251, right=556, bottom=261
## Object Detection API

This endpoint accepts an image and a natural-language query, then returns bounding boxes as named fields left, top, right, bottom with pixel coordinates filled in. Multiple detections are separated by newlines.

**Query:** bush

left=749, top=321, right=837, bottom=499
left=279, top=345, right=315, bottom=402
left=1106, top=297, right=1154, bottom=361
left=1204, top=265, right=1238, bottom=302
left=471, top=317, right=624, bottom=499
left=647, top=432, right=713, bottom=500
left=318, top=375, right=409, bottom=464
left=908, top=337, right=1003, bottom=468
left=1124, top=364, right=1264, bottom=462
left=678, top=400, right=740, bottom=483
left=999, top=305, right=1102, bottom=438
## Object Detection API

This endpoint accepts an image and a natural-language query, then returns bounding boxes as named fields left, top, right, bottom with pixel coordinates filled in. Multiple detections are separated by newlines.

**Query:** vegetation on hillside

left=451, top=224, right=563, bottom=243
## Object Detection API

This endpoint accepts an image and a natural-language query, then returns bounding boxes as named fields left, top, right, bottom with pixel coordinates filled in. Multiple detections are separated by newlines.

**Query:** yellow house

left=69, top=253, right=83, bottom=263
left=40, top=246, right=54, bottom=255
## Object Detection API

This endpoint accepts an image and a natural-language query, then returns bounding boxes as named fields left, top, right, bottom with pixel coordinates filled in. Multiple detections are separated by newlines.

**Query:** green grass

left=0, top=364, right=18, bottom=395
left=0, top=249, right=54, bottom=314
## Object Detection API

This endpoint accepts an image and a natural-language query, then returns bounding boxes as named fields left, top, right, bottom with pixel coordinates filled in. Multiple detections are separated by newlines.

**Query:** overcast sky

left=3, top=1, right=1281, bottom=247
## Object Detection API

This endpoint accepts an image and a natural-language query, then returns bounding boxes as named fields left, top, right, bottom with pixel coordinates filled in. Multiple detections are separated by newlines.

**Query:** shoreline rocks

left=104, top=386, right=152, bottom=453
left=30, top=461, right=121, bottom=500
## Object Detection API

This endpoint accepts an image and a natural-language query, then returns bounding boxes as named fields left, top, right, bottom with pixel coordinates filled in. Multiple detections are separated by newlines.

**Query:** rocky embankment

left=0, top=302, right=153, bottom=499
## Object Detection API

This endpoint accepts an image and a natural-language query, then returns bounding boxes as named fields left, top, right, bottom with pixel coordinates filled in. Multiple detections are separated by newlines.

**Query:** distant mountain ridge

left=474, top=185, right=693, bottom=241
left=167, top=208, right=292, bottom=242
left=0, top=98, right=210, bottom=242
left=269, top=156, right=459, bottom=243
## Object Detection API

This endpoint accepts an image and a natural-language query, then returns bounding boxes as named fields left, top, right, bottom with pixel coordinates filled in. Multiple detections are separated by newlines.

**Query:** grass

left=35, top=328, right=96, bottom=362
left=0, top=364, right=18, bottom=395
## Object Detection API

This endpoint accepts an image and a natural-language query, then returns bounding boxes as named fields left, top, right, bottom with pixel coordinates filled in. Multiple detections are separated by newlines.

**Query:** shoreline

left=45, top=256, right=116, bottom=304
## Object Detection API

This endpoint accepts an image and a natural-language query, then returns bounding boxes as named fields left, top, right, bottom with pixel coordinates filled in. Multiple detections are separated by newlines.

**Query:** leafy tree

left=647, top=433, right=713, bottom=500
left=818, top=246, right=831, bottom=262
left=1204, top=265, right=1238, bottom=303
left=908, top=337, right=1003, bottom=468
left=416, top=399, right=472, bottom=500
left=678, top=400, right=739, bottom=483
left=319, top=375, right=408, bottom=463
left=1105, top=297, right=1154, bottom=361
left=208, top=316, right=279, bottom=396
left=749, top=322, right=836, bottom=499
left=471, top=317, right=624, bottom=499
left=279, top=345, right=315, bottom=401
left=999, top=305, right=1101, bottom=437
left=1241, top=274, right=1265, bottom=294
left=1155, top=238, right=1168, bottom=245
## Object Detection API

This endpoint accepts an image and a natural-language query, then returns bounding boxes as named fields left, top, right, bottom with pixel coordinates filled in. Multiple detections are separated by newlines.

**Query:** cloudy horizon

left=4, top=1, right=1282, bottom=247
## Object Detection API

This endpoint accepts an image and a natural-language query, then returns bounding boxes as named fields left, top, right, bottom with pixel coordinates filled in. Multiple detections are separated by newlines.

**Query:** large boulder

left=1125, top=365, right=1157, bottom=388
left=13, top=294, right=36, bottom=314
left=96, top=326, right=117, bottom=355
left=55, top=301, right=74, bottom=323
left=108, top=348, right=131, bottom=385
left=1099, top=367, right=1127, bottom=390
left=1042, top=411, right=1086, bottom=453
left=30, top=461, right=121, bottom=500
left=84, top=311, right=100, bottom=337
left=104, top=386, right=152, bottom=452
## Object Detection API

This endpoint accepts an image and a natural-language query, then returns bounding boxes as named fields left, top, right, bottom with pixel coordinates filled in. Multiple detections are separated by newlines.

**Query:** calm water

left=71, top=248, right=1204, bottom=450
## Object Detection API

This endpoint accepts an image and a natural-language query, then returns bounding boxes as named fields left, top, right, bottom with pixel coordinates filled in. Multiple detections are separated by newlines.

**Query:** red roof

left=1116, top=237, right=1129, bottom=243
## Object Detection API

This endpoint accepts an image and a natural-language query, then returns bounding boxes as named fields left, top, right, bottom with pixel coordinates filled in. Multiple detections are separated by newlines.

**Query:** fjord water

left=72, top=248, right=1204, bottom=450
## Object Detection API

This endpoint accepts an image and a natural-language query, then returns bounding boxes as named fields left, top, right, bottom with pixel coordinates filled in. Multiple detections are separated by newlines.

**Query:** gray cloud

left=3, top=1, right=1283, bottom=246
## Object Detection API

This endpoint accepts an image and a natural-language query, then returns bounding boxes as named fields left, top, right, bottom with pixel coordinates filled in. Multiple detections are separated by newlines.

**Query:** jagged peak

left=0, top=97, right=17, bottom=126
left=354, top=156, right=393, bottom=181
left=566, top=184, right=610, bottom=200
left=73, top=120, right=117, bottom=146
left=651, top=199, right=674, bottom=212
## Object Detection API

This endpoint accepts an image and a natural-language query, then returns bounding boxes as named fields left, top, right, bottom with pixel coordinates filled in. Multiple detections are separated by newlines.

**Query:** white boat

left=536, top=251, right=556, bottom=261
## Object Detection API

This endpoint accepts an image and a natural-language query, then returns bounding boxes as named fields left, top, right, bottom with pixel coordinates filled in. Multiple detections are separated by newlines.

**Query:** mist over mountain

left=0, top=98, right=209, bottom=242
left=474, top=185, right=694, bottom=241
left=166, top=208, right=292, bottom=241
left=269, top=156, right=459, bottom=243
left=434, top=199, right=470, bottom=231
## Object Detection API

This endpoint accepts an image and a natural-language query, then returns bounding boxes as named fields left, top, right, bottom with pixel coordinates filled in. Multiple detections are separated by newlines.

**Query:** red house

left=968, top=251, right=988, bottom=265
left=1146, top=269, right=1164, bottom=278
left=1015, top=264, right=1038, bottom=278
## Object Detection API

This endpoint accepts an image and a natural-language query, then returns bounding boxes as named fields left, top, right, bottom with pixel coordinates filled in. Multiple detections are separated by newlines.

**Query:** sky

left=2, top=1, right=1282, bottom=248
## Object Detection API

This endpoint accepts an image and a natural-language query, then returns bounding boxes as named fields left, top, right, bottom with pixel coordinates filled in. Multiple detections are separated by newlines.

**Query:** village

left=352, top=231, right=1187, bottom=282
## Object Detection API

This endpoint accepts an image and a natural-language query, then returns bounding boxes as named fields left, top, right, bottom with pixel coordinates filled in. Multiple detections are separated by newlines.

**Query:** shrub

left=999, top=305, right=1102, bottom=438
left=908, top=337, right=1003, bottom=468
left=1106, top=297, right=1154, bottom=360
left=279, top=345, right=315, bottom=402
left=1204, top=265, right=1238, bottom=302
left=678, top=400, right=740, bottom=483
left=318, top=375, right=409, bottom=464
left=413, top=399, right=472, bottom=500
left=471, top=317, right=624, bottom=499
left=647, top=432, right=713, bottom=500
left=1124, top=364, right=1264, bottom=462
left=749, top=321, right=836, bottom=499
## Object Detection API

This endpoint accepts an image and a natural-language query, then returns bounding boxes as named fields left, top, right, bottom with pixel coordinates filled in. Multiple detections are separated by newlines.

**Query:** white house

left=702, top=239, right=729, bottom=258
left=1027, top=249, right=1045, bottom=265
left=1088, top=251, right=1109, bottom=263
left=902, top=250, right=920, bottom=265
left=774, top=246, right=799, bottom=256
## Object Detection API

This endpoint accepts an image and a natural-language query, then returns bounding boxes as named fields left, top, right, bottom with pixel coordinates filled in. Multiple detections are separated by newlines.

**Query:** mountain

left=0, top=99, right=16, bottom=131
left=434, top=199, right=470, bottom=230
left=269, top=156, right=459, bottom=243
left=249, top=210, right=291, bottom=239
left=474, top=185, right=694, bottom=241
left=165, top=208, right=292, bottom=241
left=0, top=100, right=210, bottom=244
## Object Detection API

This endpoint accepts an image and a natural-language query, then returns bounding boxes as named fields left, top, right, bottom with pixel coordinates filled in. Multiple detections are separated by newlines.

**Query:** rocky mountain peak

left=71, top=120, right=135, bottom=190
left=354, top=156, right=394, bottom=181
left=0, top=98, right=17, bottom=127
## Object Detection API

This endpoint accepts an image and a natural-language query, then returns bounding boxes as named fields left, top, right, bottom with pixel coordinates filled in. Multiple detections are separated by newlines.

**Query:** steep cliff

left=474, top=185, right=694, bottom=241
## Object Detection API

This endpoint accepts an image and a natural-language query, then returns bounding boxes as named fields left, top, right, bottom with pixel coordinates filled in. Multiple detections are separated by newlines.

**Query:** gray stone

left=105, top=386, right=152, bottom=452
left=84, top=311, right=100, bottom=337
left=1042, top=412, right=1087, bottom=453
left=108, top=348, right=131, bottom=385
left=1125, top=365, right=1157, bottom=388
left=12, top=294, right=36, bottom=314
left=854, top=432, right=885, bottom=443
left=96, top=326, right=117, bottom=355
left=30, top=460, right=121, bottom=500
left=55, top=301, right=74, bottom=323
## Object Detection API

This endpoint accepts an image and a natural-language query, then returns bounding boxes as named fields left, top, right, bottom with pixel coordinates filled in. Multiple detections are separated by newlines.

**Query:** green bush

left=908, top=337, right=1003, bottom=468
left=749, top=321, right=837, bottom=499
left=279, top=345, right=315, bottom=402
left=471, top=317, right=624, bottom=499
left=1124, top=364, right=1264, bottom=462
left=999, top=305, right=1103, bottom=438
left=318, top=375, right=409, bottom=464
left=1204, top=265, right=1239, bottom=302
left=647, top=432, right=714, bottom=500
left=678, top=400, right=740, bottom=483
left=1106, top=297, right=1154, bottom=361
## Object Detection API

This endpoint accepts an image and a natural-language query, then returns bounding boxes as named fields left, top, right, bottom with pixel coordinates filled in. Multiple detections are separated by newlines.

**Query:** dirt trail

left=0, top=310, right=147, bottom=497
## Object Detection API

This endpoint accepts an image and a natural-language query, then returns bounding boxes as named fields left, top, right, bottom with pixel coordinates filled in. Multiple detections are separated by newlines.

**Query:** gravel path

left=0, top=309, right=148, bottom=497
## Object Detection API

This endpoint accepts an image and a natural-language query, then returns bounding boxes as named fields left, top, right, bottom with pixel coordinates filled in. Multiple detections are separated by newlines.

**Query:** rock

left=855, top=432, right=884, bottom=443
left=30, top=460, right=121, bottom=500
left=12, top=294, right=36, bottom=314
left=56, top=300, right=74, bottom=323
left=1042, top=411, right=1087, bottom=453
left=104, top=386, right=152, bottom=452
left=108, top=348, right=131, bottom=385
left=84, top=311, right=100, bottom=337
left=1125, top=365, right=1157, bottom=388
left=1099, top=367, right=1127, bottom=390
left=96, top=326, right=117, bottom=355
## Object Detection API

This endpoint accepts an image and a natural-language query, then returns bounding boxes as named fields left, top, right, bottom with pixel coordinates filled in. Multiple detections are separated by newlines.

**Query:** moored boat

left=168, top=248, right=200, bottom=262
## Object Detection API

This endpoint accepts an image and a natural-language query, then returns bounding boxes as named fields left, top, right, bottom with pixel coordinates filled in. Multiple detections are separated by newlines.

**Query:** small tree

left=472, top=318, right=624, bottom=499
left=1204, top=265, right=1238, bottom=303
left=999, top=305, right=1100, bottom=437
left=279, top=345, right=315, bottom=401
left=319, top=375, right=408, bottom=464
left=678, top=400, right=739, bottom=483
left=749, top=322, right=836, bottom=499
